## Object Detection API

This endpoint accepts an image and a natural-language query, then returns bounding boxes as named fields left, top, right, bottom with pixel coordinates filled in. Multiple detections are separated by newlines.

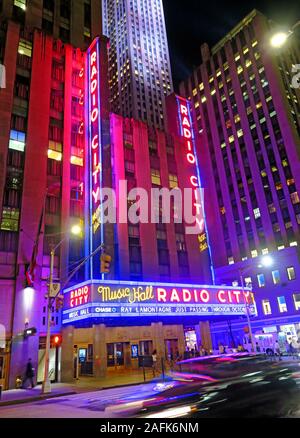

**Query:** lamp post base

left=42, top=379, right=51, bottom=394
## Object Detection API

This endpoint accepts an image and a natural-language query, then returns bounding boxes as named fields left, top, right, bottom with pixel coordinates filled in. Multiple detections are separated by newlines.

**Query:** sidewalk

left=0, top=367, right=162, bottom=407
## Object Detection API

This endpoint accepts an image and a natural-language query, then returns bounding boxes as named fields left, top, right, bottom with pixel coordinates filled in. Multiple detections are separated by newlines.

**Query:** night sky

left=163, top=0, right=300, bottom=90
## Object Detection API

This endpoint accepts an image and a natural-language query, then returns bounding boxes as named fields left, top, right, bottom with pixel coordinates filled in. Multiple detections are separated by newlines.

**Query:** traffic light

left=52, top=334, right=62, bottom=347
left=55, top=296, right=64, bottom=312
left=100, top=253, right=112, bottom=274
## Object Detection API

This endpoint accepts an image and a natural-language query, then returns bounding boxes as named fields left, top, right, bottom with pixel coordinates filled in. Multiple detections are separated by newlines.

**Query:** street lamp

left=270, top=20, right=300, bottom=48
left=42, top=225, right=82, bottom=394
left=239, top=255, right=274, bottom=354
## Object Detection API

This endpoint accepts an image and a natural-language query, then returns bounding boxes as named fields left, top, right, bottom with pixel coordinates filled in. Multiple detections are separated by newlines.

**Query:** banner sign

left=62, top=280, right=256, bottom=324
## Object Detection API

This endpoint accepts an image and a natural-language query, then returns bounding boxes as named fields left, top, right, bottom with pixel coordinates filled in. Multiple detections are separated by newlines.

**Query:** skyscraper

left=103, top=0, right=174, bottom=130
left=180, top=9, right=300, bottom=347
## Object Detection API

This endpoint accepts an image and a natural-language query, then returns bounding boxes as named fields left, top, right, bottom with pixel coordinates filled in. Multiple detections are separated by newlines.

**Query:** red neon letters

left=178, top=100, right=205, bottom=234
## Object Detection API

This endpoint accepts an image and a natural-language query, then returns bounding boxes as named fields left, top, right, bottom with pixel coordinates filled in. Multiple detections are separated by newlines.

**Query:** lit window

left=9, top=130, right=25, bottom=151
left=228, top=257, right=234, bottom=265
left=14, top=0, right=26, bottom=10
left=293, top=294, right=300, bottom=311
left=199, top=83, right=204, bottom=91
left=70, top=156, right=83, bottom=167
left=235, top=55, right=241, bottom=61
left=251, top=250, right=258, bottom=258
left=290, top=241, right=298, bottom=247
left=169, top=174, right=178, bottom=189
left=254, top=208, right=261, bottom=219
left=237, top=66, right=243, bottom=74
left=211, top=89, right=216, bottom=96
left=245, top=60, right=252, bottom=68
left=1, top=207, right=20, bottom=232
left=245, top=277, right=252, bottom=287
left=201, top=96, right=207, bottom=103
left=287, top=267, right=296, bottom=281
left=48, top=149, right=62, bottom=161
left=252, top=40, right=258, bottom=47
left=237, top=129, right=243, bottom=138
left=262, top=248, right=269, bottom=255
left=277, top=296, right=287, bottom=313
left=291, top=192, right=300, bottom=205
left=278, top=245, right=285, bottom=251
left=18, top=39, right=32, bottom=57
left=272, top=270, right=281, bottom=285
left=262, top=300, right=272, bottom=315
left=192, top=88, right=197, bottom=96
left=151, top=169, right=161, bottom=186
left=257, top=273, right=265, bottom=287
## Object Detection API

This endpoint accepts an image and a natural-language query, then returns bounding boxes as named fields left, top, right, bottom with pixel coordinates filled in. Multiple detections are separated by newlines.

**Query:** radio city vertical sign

left=176, top=96, right=208, bottom=252
left=87, top=38, right=102, bottom=236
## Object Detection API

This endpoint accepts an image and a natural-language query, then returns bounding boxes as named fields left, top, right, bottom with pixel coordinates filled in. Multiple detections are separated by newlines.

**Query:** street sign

left=49, top=283, right=61, bottom=297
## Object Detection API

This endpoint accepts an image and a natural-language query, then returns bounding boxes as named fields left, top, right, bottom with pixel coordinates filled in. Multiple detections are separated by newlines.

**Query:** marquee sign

left=62, top=280, right=256, bottom=324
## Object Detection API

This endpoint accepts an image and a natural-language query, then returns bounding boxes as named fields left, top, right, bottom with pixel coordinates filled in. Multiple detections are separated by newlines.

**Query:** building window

left=293, top=294, right=300, bottom=311
left=1, top=207, right=20, bottom=231
left=262, top=299, right=272, bottom=315
left=277, top=296, right=287, bottom=313
left=169, top=174, right=178, bottom=189
left=257, top=273, right=265, bottom=287
left=272, top=270, right=281, bottom=285
left=18, top=39, right=32, bottom=57
left=14, top=0, right=26, bottom=10
left=151, top=169, right=161, bottom=186
left=254, top=208, right=261, bottom=219
left=251, top=250, right=258, bottom=258
left=9, top=130, right=25, bottom=152
left=287, top=267, right=296, bottom=281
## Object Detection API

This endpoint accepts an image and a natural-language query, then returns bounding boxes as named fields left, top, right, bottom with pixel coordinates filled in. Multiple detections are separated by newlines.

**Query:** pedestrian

left=274, top=340, right=282, bottom=361
left=22, top=358, right=35, bottom=389
left=256, top=342, right=261, bottom=353
left=152, top=350, right=158, bottom=377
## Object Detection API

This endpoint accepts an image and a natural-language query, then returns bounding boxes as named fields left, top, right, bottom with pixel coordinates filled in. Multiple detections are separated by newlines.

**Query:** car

left=134, top=354, right=300, bottom=418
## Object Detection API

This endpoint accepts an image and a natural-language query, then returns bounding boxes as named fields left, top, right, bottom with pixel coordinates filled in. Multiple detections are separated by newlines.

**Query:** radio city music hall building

left=0, top=21, right=255, bottom=386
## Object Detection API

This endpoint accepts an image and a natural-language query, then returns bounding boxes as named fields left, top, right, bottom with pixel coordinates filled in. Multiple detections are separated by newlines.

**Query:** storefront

left=60, top=279, right=255, bottom=380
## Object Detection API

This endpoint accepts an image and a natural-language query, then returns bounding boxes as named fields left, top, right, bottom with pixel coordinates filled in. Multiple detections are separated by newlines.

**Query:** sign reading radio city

left=62, top=280, right=256, bottom=324
left=176, top=96, right=207, bottom=251
left=87, top=38, right=102, bottom=234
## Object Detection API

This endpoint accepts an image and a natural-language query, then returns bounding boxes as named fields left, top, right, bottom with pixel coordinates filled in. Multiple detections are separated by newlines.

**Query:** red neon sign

left=177, top=98, right=205, bottom=236
left=69, top=285, right=91, bottom=308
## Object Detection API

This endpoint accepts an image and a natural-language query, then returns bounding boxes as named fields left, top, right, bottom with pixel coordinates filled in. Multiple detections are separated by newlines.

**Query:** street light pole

left=42, top=248, right=55, bottom=394
left=41, top=240, right=105, bottom=394
left=239, top=269, right=255, bottom=354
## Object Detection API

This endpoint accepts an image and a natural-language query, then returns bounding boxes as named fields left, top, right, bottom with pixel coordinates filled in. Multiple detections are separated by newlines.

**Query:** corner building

left=180, top=10, right=300, bottom=349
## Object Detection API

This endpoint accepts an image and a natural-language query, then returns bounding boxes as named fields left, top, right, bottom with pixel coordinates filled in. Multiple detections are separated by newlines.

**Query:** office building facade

left=102, top=0, right=174, bottom=129
left=180, top=9, right=300, bottom=349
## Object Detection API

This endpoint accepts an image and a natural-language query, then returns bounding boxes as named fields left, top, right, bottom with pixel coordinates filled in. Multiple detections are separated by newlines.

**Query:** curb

left=0, top=391, right=77, bottom=407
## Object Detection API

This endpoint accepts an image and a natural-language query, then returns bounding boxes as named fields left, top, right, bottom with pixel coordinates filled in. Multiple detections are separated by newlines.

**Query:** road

left=0, top=382, right=160, bottom=418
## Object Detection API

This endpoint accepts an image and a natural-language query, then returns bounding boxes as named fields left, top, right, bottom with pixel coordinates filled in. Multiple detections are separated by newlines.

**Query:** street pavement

left=0, top=382, right=161, bottom=418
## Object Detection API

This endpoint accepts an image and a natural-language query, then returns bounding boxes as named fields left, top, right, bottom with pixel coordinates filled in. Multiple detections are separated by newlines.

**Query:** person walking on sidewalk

left=152, top=350, right=158, bottom=377
left=22, top=358, right=35, bottom=389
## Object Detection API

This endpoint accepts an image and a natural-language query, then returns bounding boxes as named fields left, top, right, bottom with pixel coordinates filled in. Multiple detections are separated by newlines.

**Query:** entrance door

left=165, top=339, right=178, bottom=361
left=107, top=343, right=125, bottom=367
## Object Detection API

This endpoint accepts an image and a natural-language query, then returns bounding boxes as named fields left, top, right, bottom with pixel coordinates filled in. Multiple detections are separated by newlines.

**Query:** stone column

left=151, top=322, right=165, bottom=360
left=200, top=321, right=213, bottom=353
left=93, top=324, right=107, bottom=378
left=61, top=325, right=75, bottom=383
left=177, top=325, right=186, bottom=357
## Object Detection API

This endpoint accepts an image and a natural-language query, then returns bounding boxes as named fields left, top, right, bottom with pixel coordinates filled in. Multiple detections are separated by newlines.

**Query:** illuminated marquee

left=87, top=38, right=102, bottom=234
left=62, top=281, right=256, bottom=324
left=177, top=97, right=207, bottom=250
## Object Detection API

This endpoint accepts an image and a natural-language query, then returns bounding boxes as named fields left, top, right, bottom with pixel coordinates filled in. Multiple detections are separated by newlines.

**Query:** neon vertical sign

left=86, top=38, right=104, bottom=279
left=176, top=96, right=215, bottom=283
